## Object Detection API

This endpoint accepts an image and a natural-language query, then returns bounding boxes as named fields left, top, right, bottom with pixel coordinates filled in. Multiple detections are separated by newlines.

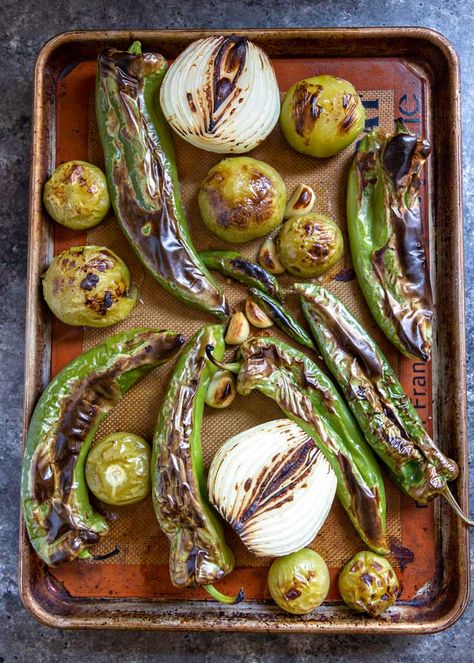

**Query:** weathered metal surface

left=20, top=28, right=469, bottom=632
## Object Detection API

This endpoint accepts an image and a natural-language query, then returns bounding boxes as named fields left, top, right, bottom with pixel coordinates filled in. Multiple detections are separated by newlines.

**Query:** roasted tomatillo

left=85, top=433, right=151, bottom=505
left=278, top=213, right=344, bottom=277
left=42, top=246, right=137, bottom=328
left=199, top=157, right=286, bottom=243
left=268, top=549, right=330, bottom=614
left=21, top=328, right=184, bottom=566
left=280, top=75, right=365, bottom=158
left=43, top=160, right=110, bottom=230
left=338, top=551, right=400, bottom=617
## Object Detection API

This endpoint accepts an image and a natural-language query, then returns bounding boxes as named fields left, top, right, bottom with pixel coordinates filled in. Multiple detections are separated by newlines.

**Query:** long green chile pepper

left=152, top=324, right=243, bottom=603
left=248, top=287, right=315, bottom=350
left=21, top=328, right=185, bottom=567
left=297, top=283, right=473, bottom=524
left=347, top=124, right=432, bottom=360
left=96, top=42, right=229, bottom=319
left=199, top=250, right=284, bottom=302
left=206, top=337, right=388, bottom=554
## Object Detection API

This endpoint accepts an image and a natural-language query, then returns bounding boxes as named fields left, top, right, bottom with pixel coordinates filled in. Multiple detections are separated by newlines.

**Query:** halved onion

left=208, top=419, right=337, bottom=557
left=160, top=35, right=280, bottom=153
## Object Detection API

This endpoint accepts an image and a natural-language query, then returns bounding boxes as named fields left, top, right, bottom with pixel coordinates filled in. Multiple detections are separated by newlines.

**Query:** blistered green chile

left=268, top=549, right=330, bottom=614
left=338, top=550, right=400, bottom=617
left=199, top=157, right=286, bottom=243
left=42, top=246, right=137, bottom=327
left=280, top=75, right=365, bottom=158
left=21, top=327, right=185, bottom=566
left=278, top=213, right=344, bottom=277
left=85, top=433, right=151, bottom=505
left=43, top=160, right=110, bottom=229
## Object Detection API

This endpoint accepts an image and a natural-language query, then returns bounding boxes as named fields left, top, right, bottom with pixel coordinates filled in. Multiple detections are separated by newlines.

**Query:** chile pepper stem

left=204, top=584, right=244, bottom=605
left=395, top=118, right=409, bottom=134
left=205, top=345, right=242, bottom=374
left=442, top=488, right=474, bottom=526
left=128, top=40, right=142, bottom=55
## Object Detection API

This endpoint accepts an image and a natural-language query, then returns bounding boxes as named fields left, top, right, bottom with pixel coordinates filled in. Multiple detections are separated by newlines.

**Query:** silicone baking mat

left=50, top=56, right=435, bottom=602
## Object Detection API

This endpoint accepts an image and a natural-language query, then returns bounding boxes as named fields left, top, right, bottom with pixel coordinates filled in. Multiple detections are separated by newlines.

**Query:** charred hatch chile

left=96, top=42, right=229, bottom=318
left=152, top=325, right=242, bottom=603
left=297, top=283, right=473, bottom=524
left=207, top=336, right=388, bottom=554
left=247, top=287, right=315, bottom=350
left=21, top=328, right=185, bottom=566
left=199, top=249, right=284, bottom=302
left=347, top=123, right=433, bottom=360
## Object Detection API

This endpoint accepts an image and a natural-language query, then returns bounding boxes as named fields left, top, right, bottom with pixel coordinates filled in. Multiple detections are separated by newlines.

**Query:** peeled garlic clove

left=284, top=184, right=316, bottom=219
left=258, top=235, right=285, bottom=275
left=225, top=311, right=250, bottom=345
left=245, top=297, right=274, bottom=329
left=205, top=370, right=237, bottom=409
left=208, top=419, right=337, bottom=557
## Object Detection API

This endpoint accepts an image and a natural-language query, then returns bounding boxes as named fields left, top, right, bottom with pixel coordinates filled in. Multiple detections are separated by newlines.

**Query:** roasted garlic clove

left=245, top=297, right=274, bottom=329
left=225, top=312, right=250, bottom=345
left=205, top=370, right=237, bottom=409
left=284, top=184, right=316, bottom=219
left=258, top=235, right=285, bottom=275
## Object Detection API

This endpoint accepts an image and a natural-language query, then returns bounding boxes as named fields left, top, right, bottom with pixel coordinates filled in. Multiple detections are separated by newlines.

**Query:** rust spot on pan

left=390, top=537, right=415, bottom=570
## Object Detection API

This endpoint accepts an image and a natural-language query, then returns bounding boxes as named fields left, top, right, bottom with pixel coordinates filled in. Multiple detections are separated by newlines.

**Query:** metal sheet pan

left=20, top=28, right=469, bottom=632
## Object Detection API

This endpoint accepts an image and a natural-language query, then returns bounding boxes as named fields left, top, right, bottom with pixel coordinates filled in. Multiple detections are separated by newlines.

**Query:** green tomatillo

left=338, top=550, right=400, bottom=616
left=43, top=160, right=110, bottom=229
left=278, top=213, right=344, bottom=277
left=42, top=245, right=137, bottom=327
left=268, top=548, right=330, bottom=614
left=85, top=432, right=151, bottom=506
left=199, top=156, right=286, bottom=243
left=280, top=75, right=365, bottom=158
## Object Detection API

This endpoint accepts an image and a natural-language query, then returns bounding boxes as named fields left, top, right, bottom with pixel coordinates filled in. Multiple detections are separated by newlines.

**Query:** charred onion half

left=208, top=419, right=337, bottom=557
left=160, top=35, right=280, bottom=153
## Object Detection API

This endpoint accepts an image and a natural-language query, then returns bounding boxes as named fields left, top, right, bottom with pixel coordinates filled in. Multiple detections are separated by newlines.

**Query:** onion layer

left=160, top=35, right=280, bottom=153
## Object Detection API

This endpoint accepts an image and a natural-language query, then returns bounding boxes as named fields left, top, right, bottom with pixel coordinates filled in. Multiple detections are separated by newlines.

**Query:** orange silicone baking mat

left=49, top=55, right=435, bottom=603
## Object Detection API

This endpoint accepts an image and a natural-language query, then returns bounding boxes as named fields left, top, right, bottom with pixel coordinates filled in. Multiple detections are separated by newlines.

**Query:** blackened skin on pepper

left=152, top=325, right=238, bottom=593
left=21, top=328, right=184, bottom=566
left=297, top=283, right=473, bottom=526
left=199, top=249, right=284, bottom=302
left=347, top=123, right=432, bottom=360
left=248, top=287, right=316, bottom=351
left=96, top=43, right=229, bottom=319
